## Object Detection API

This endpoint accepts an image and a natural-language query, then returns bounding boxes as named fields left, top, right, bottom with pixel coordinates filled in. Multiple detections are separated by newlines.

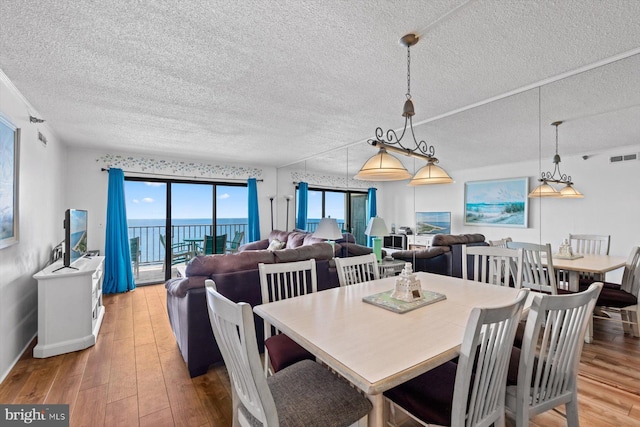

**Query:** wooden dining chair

left=334, top=253, right=380, bottom=286
left=506, top=283, right=602, bottom=427
left=583, top=246, right=640, bottom=338
left=385, top=289, right=529, bottom=427
left=488, top=237, right=512, bottom=248
left=564, top=233, right=612, bottom=288
left=462, top=245, right=523, bottom=288
left=258, top=260, right=317, bottom=376
left=569, top=233, right=611, bottom=256
left=204, top=280, right=372, bottom=427
left=507, top=241, right=558, bottom=295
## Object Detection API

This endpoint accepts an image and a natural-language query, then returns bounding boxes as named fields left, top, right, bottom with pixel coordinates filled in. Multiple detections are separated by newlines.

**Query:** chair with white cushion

left=335, top=253, right=380, bottom=286
left=462, top=245, right=523, bottom=289
left=507, top=241, right=558, bottom=295
left=205, top=280, right=371, bottom=427
left=506, top=283, right=602, bottom=427
left=385, top=289, right=529, bottom=427
left=259, top=260, right=317, bottom=376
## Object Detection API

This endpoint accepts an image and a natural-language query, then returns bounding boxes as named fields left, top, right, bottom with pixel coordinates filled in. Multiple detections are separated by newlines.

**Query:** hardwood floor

left=1, top=284, right=639, bottom=426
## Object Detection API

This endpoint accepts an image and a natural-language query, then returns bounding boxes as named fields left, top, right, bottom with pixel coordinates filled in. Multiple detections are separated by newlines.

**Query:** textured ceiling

left=1, top=0, right=639, bottom=175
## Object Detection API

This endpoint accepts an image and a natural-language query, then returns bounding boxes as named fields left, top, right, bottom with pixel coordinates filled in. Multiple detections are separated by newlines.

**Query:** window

left=297, top=186, right=368, bottom=245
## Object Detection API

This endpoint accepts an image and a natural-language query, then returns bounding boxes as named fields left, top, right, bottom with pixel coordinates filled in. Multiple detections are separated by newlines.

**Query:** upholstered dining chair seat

left=580, top=281, right=626, bottom=291
left=238, top=359, right=371, bottom=427
left=384, top=361, right=458, bottom=426
left=263, top=333, right=315, bottom=373
left=582, top=283, right=637, bottom=307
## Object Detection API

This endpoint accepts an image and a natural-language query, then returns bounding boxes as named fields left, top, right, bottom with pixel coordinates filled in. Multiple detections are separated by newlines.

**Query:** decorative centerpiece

left=391, top=263, right=424, bottom=302
left=558, top=239, right=574, bottom=257
left=554, top=239, right=583, bottom=260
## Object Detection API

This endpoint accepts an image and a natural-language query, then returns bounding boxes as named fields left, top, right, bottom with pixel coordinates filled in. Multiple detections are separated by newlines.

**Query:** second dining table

left=547, top=253, right=626, bottom=292
left=253, top=271, right=530, bottom=427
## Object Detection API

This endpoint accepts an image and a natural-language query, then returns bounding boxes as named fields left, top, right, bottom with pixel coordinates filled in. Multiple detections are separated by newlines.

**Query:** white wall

left=0, top=74, right=66, bottom=382
left=65, top=148, right=279, bottom=254
left=378, top=144, right=640, bottom=281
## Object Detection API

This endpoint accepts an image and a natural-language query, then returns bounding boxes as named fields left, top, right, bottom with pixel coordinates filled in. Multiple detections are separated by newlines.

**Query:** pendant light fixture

left=529, top=121, right=583, bottom=198
left=355, top=33, right=452, bottom=184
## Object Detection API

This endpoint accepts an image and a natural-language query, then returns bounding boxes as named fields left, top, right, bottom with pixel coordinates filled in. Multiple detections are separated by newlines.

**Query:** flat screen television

left=415, top=211, right=451, bottom=235
left=63, top=209, right=88, bottom=267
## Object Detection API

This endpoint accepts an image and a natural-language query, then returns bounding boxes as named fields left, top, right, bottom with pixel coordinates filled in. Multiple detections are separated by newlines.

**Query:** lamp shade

left=312, top=218, right=343, bottom=240
left=559, top=184, right=584, bottom=198
left=529, top=181, right=560, bottom=198
left=354, top=148, right=412, bottom=181
left=365, top=217, right=389, bottom=237
left=408, top=161, right=454, bottom=186
left=528, top=181, right=561, bottom=198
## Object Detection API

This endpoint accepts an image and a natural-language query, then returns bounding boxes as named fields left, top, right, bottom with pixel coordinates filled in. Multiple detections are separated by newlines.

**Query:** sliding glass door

left=125, top=178, right=247, bottom=285
left=170, top=183, right=214, bottom=274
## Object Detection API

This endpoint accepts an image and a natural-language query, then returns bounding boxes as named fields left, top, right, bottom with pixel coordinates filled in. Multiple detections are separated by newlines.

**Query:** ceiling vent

left=609, top=153, right=638, bottom=163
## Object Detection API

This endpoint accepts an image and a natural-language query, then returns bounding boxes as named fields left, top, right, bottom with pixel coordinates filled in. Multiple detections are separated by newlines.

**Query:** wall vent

left=609, top=153, right=638, bottom=163
left=38, top=131, right=47, bottom=146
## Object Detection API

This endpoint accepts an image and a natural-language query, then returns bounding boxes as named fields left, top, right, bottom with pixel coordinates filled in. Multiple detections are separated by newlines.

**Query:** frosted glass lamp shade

left=559, top=184, right=584, bottom=198
left=354, top=148, right=412, bottom=181
left=408, top=162, right=454, bottom=186
left=365, top=217, right=389, bottom=237
left=313, top=218, right=343, bottom=240
left=528, top=181, right=561, bottom=198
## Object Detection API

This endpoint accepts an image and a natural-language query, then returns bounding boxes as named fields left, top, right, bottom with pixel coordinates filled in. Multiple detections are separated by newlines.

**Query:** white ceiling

left=1, top=0, right=639, bottom=176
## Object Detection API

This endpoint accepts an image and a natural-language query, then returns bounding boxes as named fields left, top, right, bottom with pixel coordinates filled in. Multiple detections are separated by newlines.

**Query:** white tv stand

left=32, top=256, right=105, bottom=358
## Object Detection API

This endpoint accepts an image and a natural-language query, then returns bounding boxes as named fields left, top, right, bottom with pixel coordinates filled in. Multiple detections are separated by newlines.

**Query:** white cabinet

left=33, top=256, right=105, bottom=358
left=406, top=235, right=434, bottom=250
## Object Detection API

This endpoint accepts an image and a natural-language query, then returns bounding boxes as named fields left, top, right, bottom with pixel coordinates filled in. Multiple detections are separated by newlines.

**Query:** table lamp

left=313, top=218, right=343, bottom=256
left=365, top=217, right=389, bottom=262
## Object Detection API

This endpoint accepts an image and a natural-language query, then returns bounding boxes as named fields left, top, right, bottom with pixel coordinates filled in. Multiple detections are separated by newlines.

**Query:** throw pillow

left=267, top=239, right=285, bottom=251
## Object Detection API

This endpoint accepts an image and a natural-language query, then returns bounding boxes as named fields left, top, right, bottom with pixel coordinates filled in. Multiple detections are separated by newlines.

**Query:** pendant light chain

left=406, top=44, right=411, bottom=100
left=355, top=33, right=453, bottom=184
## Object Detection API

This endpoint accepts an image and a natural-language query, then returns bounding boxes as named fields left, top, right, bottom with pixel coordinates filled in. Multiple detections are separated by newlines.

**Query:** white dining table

left=547, top=254, right=626, bottom=292
left=253, top=272, right=529, bottom=427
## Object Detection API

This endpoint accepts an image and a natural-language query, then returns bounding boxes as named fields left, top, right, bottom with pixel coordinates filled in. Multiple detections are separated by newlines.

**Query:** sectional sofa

left=165, top=229, right=373, bottom=377
left=391, top=233, right=487, bottom=277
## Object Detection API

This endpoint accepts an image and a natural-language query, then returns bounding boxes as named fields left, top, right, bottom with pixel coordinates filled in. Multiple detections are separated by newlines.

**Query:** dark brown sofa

left=392, top=233, right=487, bottom=277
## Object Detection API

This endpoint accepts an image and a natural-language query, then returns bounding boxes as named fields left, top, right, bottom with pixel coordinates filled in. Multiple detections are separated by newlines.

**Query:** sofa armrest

left=166, top=275, right=208, bottom=298
left=340, top=242, right=374, bottom=257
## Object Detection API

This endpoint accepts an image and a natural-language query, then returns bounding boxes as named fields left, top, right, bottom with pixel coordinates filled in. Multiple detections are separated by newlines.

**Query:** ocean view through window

left=124, top=178, right=248, bottom=283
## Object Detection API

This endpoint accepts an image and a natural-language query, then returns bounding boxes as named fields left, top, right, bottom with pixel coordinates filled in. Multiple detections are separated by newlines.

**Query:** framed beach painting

left=416, top=211, right=451, bottom=235
left=0, top=114, right=19, bottom=249
left=464, top=177, right=528, bottom=228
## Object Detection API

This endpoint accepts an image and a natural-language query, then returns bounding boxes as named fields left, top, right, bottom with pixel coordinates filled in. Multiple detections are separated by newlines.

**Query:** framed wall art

left=0, top=113, right=19, bottom=249
left=464, top=177, right=528, bottom=228
left=415, top=211, right=451, bottom=235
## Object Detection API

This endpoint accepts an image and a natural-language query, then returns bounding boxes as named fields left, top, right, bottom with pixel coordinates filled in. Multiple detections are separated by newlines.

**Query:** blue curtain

left=296, top=182, right=308, bottom=231
left=103, top=168, right=135, bottom=294
left=367, top=187, right=377, bottom=247
left=248, top=178, right=260, bottom=242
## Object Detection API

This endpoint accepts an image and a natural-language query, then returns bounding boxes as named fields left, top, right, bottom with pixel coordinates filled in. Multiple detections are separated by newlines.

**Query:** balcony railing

left=129, top=222, right=248, bottom=265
